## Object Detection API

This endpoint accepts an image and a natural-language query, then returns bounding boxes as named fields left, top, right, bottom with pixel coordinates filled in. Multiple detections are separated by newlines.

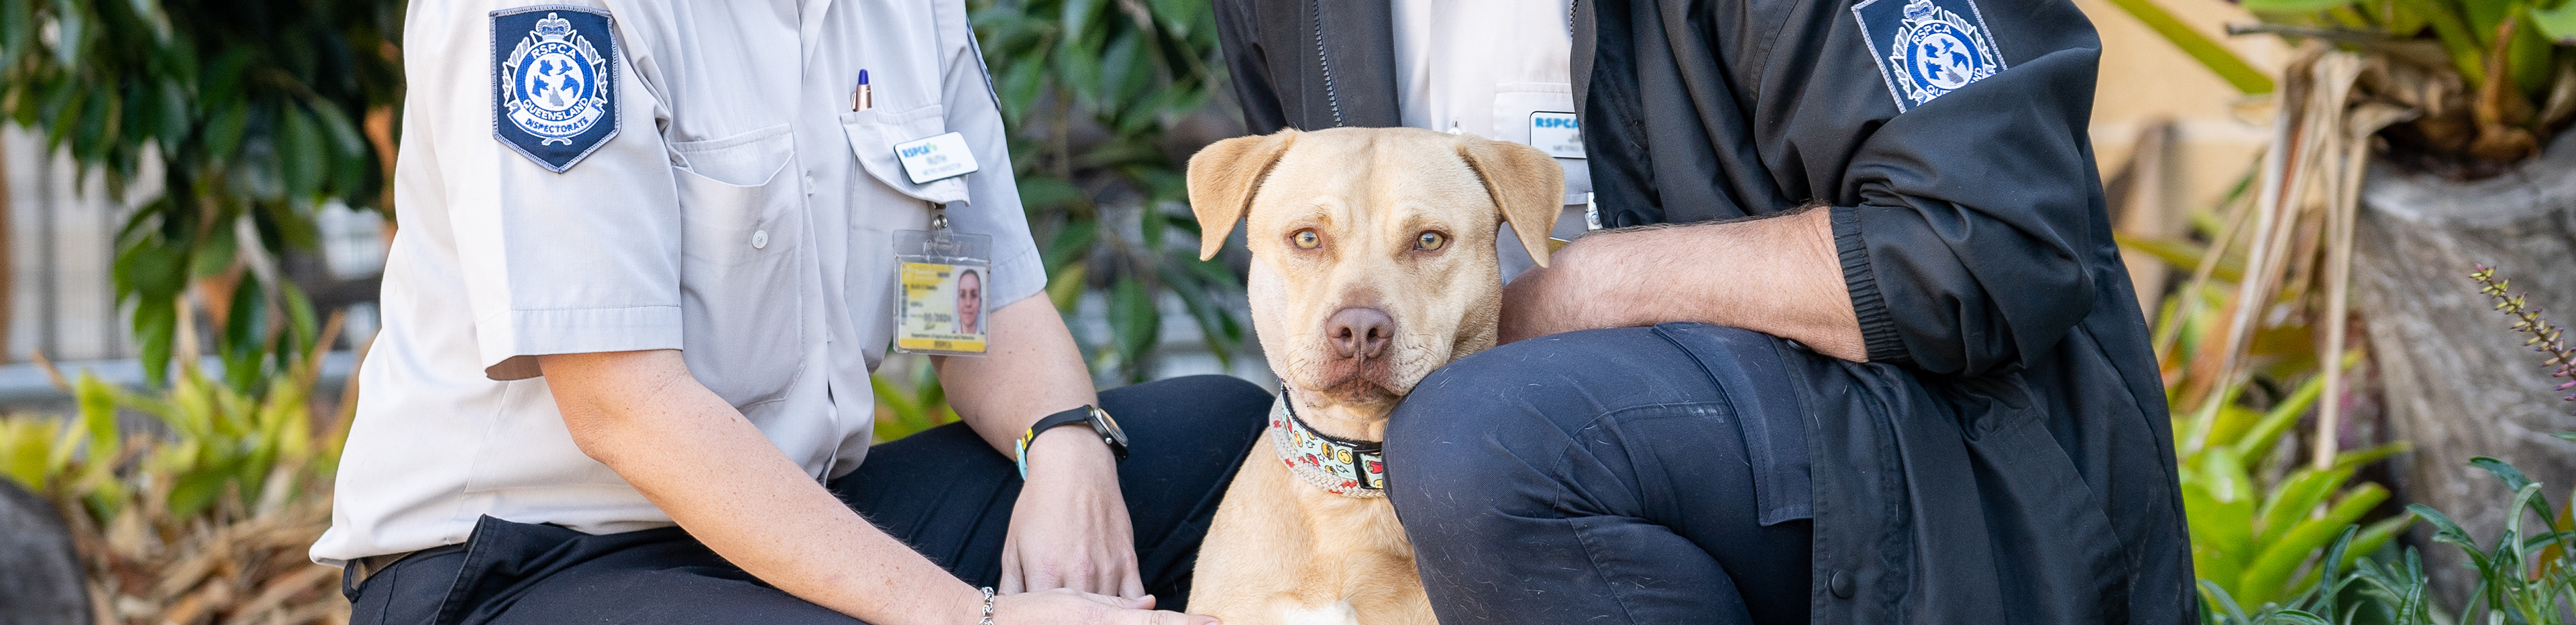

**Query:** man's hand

left=1500, top=207, right=1870, bottom=361
left=1000, top=429, right=1145, bottom=598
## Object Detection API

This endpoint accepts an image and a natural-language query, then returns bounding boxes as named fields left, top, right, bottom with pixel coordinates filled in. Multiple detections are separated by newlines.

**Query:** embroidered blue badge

left=1854, top=0, right=2006, bottom=113
left=492, top=7, right=617, bottom=172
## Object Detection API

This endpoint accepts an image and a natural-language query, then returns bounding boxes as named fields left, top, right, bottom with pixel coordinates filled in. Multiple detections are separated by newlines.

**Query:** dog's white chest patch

left=1281, top=601, right=1359, bottom=625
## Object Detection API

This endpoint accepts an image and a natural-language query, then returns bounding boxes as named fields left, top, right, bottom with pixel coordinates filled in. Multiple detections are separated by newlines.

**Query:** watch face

left=1090, top=407, right=1129, bottom=446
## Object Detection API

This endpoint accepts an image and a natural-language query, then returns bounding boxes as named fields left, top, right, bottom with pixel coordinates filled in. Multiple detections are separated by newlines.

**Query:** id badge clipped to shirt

left=894, top=214, right=992, bottom=356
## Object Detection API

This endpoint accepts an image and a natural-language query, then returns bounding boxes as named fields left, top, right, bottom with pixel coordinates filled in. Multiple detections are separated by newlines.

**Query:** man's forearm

left=1501, top=208, right=1868, bottom=361
left=543, top=351, right=983, bottom=625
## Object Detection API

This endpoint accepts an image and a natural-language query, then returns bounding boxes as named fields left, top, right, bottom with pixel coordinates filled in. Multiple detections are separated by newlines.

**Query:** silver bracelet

left=978, top=586, right=998, bottom=625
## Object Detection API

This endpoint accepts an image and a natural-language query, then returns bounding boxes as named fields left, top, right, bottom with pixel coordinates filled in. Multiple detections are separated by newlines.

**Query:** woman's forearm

left=541, top=350, right=983, bottom=625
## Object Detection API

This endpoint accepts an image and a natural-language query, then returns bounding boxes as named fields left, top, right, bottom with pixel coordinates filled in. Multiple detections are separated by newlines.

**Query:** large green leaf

left=2102, top=0, right=2279, bottom=94
left=1108, top=276, right=1160, bottom=378
left=2241, top=0, right=2363, bottom=15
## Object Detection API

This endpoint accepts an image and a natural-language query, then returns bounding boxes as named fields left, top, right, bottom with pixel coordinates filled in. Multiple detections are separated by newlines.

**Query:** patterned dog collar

left=1269, top=391, right=1387, bottom=498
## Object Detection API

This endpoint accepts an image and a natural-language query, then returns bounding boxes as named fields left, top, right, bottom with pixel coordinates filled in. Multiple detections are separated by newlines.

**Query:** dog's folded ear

left=1186, top=130, right=1302, bottom=261
left=1455, top=136, right=1565, bottom=268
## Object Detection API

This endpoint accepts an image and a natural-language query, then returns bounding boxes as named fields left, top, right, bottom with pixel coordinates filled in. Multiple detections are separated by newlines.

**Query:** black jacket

left=1214, top=0, right=2195, bottom=622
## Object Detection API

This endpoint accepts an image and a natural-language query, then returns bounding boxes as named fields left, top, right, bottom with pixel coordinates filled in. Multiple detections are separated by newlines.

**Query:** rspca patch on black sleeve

left=1853, top=0, right=2006, bottom=113
left=492, top=6, right=618, bottom=172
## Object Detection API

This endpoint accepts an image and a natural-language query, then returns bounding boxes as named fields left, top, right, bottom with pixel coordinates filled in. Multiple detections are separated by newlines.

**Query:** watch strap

left=1016, top=406, right=1099, bottom=479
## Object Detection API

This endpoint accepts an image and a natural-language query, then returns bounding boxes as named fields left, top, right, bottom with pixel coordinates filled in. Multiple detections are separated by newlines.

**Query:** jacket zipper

left=1311, top=0, right=1345, bottom=127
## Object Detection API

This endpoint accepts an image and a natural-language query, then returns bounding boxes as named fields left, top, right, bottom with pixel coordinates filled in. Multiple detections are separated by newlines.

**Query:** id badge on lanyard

left=894, top=205, right=991, bottom=356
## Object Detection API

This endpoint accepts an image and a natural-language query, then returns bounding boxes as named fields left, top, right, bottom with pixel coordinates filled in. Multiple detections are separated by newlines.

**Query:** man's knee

left=1383, top=336, right=1613, bottom=508
left=1383, top=325, right=1807, bottom=510
left=1387, top=327, right=1675, bottom=454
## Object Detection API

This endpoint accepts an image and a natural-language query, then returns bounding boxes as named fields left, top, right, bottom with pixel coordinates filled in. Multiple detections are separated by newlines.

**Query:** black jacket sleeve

left=1214, top=0, right=1289, bottom=134
left=1788, top=0, right=2108, bottom=378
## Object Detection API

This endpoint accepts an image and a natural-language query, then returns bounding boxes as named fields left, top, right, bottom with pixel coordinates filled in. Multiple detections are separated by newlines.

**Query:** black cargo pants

left=1386, top=323, right=1818, bottom=625
left=341, top=374, right=1273, bottom=625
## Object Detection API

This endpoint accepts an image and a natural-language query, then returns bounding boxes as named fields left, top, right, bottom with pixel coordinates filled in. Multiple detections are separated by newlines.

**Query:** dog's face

left=1188, top=127, right=1562, bottom=414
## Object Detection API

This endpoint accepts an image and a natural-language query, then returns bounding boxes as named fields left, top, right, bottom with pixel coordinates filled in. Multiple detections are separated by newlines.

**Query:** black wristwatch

left=1014, top=405, right=1128, bottom=478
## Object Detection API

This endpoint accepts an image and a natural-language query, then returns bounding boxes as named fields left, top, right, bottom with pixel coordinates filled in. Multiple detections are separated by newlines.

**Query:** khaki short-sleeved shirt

left=313, top=0, right=1042, bottom=565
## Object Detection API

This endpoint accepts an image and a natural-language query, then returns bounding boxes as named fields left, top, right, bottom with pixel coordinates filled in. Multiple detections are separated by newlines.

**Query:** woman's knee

left=1099, top=374, right=1272, bottom=444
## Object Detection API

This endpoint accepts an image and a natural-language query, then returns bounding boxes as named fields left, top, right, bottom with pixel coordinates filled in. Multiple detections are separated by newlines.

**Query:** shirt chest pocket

left=669, top=124, right=807, bottom=408
left=840, top=103, right=971, bottom=207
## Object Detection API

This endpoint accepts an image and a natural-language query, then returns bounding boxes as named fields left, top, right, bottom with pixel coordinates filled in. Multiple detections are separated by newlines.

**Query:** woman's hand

left=991, top=588, right=1216, bottom=625
left=999, top=429, right=1145, bottom=598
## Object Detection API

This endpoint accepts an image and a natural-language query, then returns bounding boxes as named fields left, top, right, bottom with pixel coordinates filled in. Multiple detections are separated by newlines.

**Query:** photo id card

left=894, top=229, right=993, bottom=355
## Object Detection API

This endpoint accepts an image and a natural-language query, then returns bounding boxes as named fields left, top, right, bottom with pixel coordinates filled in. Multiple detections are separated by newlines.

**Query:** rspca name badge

left=1527, top=111, right=1585, bottom=159
left=492, top=7, right=618, bottom=172
left=1853, top=0, right=2006, bottom=113
left=894, top=132, right=979, bottom=184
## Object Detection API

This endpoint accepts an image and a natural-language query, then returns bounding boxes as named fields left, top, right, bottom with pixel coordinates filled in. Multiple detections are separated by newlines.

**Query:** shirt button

left=803, top=173, right=816, bottom=196
left=1829, top=569, right=1854, bottom=598
left=752, top=229, right=769, bottom=249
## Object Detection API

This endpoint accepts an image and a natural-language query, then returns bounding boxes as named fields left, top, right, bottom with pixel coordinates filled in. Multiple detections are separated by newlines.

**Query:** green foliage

left=0, top=351, right=349, bottom=624
left=2100, top=0, right=2280, bottom=94
left=0, top=0, right=402, bottom=390
left=0, top=356, right=339, bottom=522
left=971, top=0, right=1248, bottom=382
left=2112, top=0, right=2576, bottom=166
left=2200, top=449, right=2576, bottom=624
left=871, top=357, right=960, bottom=443
left=2177, top=361, right=2416, bottom=609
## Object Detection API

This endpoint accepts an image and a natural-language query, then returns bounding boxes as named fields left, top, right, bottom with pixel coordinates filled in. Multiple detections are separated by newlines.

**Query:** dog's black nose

left=1327, top=307, right=1395, bottom=359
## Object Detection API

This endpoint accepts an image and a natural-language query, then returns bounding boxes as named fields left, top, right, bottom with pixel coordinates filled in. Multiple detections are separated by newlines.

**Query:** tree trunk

left=2355, top=131, right=2576, bottom=608
left=0, top=479, right=86, bottom=625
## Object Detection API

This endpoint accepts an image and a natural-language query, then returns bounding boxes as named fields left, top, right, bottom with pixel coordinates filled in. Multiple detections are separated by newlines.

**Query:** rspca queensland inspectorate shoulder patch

left=492, top=7, right=617, bottom=172
left=1853, top=0, right=2006, bottom=113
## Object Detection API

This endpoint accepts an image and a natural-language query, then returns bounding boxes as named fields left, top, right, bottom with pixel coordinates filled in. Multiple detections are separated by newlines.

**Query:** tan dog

left=1182, top=127, right=1563, bottom=625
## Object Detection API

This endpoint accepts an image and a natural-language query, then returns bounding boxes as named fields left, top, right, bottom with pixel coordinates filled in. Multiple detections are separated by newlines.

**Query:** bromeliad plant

left=0, top=321, right=352, bottom=625
left=2194, top=265, right=2576, bottom=623
left=2138, top=174, right=2416, bottom=610
left=2174, top=346, right=2416, bottom=609
left=2229, top=0, right=2576, bottom=172
left=2200, top=441, right=2576, bottom=624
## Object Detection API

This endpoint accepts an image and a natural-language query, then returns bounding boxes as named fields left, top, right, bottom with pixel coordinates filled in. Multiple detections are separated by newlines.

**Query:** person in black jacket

left=1212, top=0, right=2196, bottom=624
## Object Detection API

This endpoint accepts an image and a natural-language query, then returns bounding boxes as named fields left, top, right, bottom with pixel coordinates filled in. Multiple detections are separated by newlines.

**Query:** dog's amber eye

left=1293, top=230, right=1322, bottom=249
left=1415, top=232, right=1446, bottom=251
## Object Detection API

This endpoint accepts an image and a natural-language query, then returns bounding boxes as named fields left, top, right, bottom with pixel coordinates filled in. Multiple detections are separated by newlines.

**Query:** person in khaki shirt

left=318, top=1, right=1269, bottom=624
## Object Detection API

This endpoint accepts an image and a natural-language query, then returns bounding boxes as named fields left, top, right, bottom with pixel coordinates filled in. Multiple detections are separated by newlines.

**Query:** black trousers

left=1386, top=323, right=1817, bottom=625
left=343, top=374, right=1273, bottom=625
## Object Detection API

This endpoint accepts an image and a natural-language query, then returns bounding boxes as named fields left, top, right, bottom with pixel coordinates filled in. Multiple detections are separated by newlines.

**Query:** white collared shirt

left=1391, top=0, right=1592, bottom=280
left=1391, top=0, right=1588, bottom=204
left=313, top=0, right=1040, bottom=565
